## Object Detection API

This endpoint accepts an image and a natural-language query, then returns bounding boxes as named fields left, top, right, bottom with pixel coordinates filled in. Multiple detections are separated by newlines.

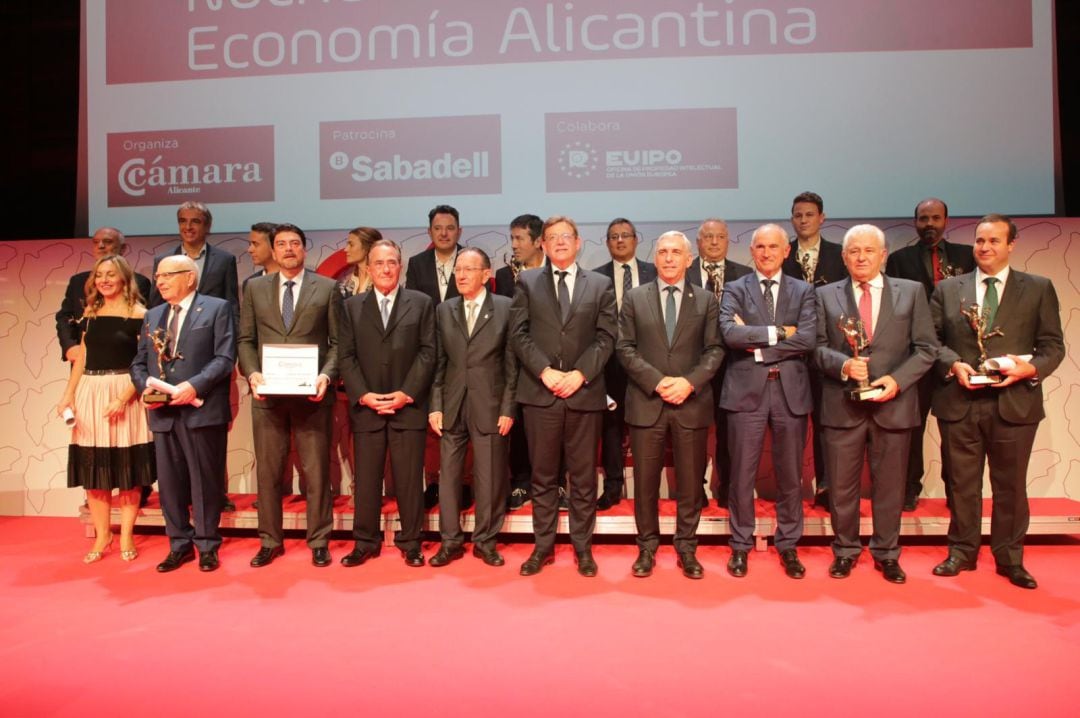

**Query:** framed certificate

left=256, top=344, right=319, bottom=396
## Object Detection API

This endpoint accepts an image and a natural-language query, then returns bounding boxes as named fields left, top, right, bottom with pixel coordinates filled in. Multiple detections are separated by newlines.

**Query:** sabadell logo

left=118, top=155, right=265, bottom=197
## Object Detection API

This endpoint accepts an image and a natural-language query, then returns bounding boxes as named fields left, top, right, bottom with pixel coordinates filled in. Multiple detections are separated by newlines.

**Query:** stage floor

left=2, top=516, right=1078, bottom=717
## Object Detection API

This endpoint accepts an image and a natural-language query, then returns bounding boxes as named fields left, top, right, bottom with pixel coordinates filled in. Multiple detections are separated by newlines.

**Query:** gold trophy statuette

left=961, top=303, right=1005, bottom=385
left=503, top=252, right=525, bottom=283
left=145, top=327, right=181, bottom=402
left=839, top=315, right=884, bottom=400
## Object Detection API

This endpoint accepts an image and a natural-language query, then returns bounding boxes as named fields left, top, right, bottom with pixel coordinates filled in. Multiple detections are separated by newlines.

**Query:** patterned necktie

left=380, top=296, right=390, bottom=327
left=664, top=286, right=678, bottom=343
left=556, top=270, right=571, bottom=322
left=167, top=304, right=181, bottom=356
left=931, top=245, right=943, bottom=285
left=466, top=300, right=477, bottom=336
left=621, top=263, right=632, bottom=306
left=983, top=277, right=999, bottom=327
left=282, top=280, right=295, bottom=331
left=704, top=263, right=723, bottom=298
left=761, top=278, right=776, bottom=322
left=858, top=281, right=874, bottom=343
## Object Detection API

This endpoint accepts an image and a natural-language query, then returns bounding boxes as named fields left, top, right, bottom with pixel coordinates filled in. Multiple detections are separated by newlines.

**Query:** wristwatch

left=776, top=325, right=788, bottom=341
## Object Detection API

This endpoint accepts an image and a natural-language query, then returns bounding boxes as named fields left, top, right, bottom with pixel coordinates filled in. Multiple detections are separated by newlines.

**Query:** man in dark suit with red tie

left=687, top=218, right=753, bottom=507
left=814, top=224, right=938, bottom=583
left=593, top=217, right=657, bottom=510
left=428, top=248, right=518, bottom=568
left=510, top=216, right=617, bottom=577
left=131, top=255, right=235, bottom=573
left=339, top=239, right=437, bottom=568
left=930, top=214, right=1064, bottom=589
left=885, top=198, right=976, bottom=510
left=720, top=224, right=816, bottom=579
left=617, top=231, right=723, bottom=579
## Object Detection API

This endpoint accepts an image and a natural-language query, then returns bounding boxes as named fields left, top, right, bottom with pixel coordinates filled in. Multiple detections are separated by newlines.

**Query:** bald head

left=155, top=255, right=198, bottom=303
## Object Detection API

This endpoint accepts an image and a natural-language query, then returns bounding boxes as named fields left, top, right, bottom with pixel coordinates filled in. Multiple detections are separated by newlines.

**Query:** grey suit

left=510, top=264, right=617, bottom=553
left=617, top=280, right=723, bottom=553
left=930, top=269, right=1064, bottom=567
left=720, top=272, right=816, bottom=552
left=237, top=270, right=342, bottom=550
left=339, top=287, right=436, bottom=553
left=814, top=276, right=937, bottom=560
left=431, top=292, right=518, bottom=550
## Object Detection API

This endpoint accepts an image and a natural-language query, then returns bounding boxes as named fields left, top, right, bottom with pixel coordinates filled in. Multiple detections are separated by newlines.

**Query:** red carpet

left=2, top=517, right=1078, bottom=717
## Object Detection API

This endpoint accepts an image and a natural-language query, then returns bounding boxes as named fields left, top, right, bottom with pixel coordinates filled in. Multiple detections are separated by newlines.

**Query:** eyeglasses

left=607, top=233, right=636, bottom=241
left=455, top=266, right=486, bottom=274
left=153, top=269, right=193, bottom=281
left=545, top=233, right=576, bottom=242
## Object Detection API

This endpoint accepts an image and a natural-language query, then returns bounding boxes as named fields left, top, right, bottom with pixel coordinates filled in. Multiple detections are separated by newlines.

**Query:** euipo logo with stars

left=558, top=142, right=599, bottom=179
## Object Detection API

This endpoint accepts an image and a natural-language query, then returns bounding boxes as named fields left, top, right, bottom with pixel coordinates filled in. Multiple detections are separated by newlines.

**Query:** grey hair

left=841, top=224, right=886, bottom=251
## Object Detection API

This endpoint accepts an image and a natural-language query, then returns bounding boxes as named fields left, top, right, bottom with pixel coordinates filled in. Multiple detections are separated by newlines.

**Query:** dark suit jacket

left=930, top=269, right=1064, bottom=425
left=593, top=259, right=658, bottom=293
left=687, top=257, right=753, bottom=292
left=431, top=293, right=518, bottom=433
left=236, top=270, right=341, bottom=409
left=130, top=293, right=236, bottom=430
left=782, top=237, right=847, bottom=287
left=718, top=272, right=816, bottom=415
left=509, top=264, right=617, bottom=411
left=56, top=271, right=151, bottom=360
left=148, top=243, right=239, bottom=315
left=616, top=281, right=724, bottom=428
left=494, top=265, right=516, bottom=298
left=339, top=287, right=436, bottom=431
left=885, top=240, right=976, bottom=300
left=406, top=245, right=461, bottom=306
left=813, top=276, right=938, bottom=430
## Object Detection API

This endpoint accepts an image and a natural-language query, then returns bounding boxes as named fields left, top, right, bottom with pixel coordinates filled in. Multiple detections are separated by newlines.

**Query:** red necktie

left=859, top=281, right=873, bottom=343
left=931, top=246, right=943, bottom=285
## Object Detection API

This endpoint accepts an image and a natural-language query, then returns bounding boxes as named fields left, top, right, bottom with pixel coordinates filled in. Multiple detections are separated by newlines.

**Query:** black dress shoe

left=520, top=550, right=554, bottom=576
left=249, top=545, right=284, bottom=568
left=812, top=489, right=830, bottom=510
left=575, top=550, right=598, bottom=577
left=996, top=564, right=1038, bottom=589
left=311, top=547, right=331, bottom=567
left=597, top=485, right=623, bottom=510
left=402, top=548, right=425, bottom=567
left=472, top=545, right=505, bottom=567
left=874, top=559, right=907, bottom=584
left=156, top=549, right=195, bottom=573
left=779, top=548, right=806, bottom=579
left=902, top=493, right=919, bottom=512
left=222, top=498, right=237, bottom=512
left=631, top=549, right=655, bottom=578
left=507, top=487, right=530, bottom=511
left=677, top=551, right=704, bottom=580
left=429, top=545, right=465, bottom=567
left=423, top=483, right=440, bottom=510
left=727, top=549, right=748, bottom=577
left=198, top=550, right=220, bottom=572
left=340, top=545, right=379, bottom=567
left=932, top=555, right=977, bottom=576
left=829, top=555, right=856, bottom=578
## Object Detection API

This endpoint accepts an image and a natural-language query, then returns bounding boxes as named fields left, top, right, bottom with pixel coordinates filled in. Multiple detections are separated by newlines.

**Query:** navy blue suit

left=719, top=272, right=816, bottom=552
left=149, top=244, right=239, bottom=322
left=130, top=293, right=236, bottom=553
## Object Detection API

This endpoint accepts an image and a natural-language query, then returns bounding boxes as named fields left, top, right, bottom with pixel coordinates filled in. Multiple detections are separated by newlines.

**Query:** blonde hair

left=82, top=255, right=143, bottom=317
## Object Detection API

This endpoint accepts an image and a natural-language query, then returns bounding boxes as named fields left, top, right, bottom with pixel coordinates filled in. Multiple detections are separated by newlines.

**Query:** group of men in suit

left=64, top=196, right=1062, bottom=589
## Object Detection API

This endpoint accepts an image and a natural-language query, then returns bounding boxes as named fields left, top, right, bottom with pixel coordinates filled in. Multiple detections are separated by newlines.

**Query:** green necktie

left=983, top=277, right=999, bottom=328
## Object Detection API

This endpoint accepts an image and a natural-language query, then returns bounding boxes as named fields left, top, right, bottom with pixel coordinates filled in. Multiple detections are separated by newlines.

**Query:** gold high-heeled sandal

left=121, top=547, right=138, bottom=561
left=83, top=538, right=113, bottom=564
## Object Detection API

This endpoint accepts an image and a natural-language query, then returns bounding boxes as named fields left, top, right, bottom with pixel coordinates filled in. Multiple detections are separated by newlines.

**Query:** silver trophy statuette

left=839, top=314, right=884, bottom=400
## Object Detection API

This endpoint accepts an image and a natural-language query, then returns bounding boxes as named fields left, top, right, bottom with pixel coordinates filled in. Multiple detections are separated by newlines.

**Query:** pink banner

left=105, top=0, right=1033, bottom=84
left=546, top=109, right=737, bottom=193
left=107, top=126, right=275, bottom=207
left=320, top=115, right=502, bottom=199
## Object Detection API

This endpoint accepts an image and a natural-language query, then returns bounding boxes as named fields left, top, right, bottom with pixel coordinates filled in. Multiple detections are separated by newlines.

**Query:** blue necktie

left=665, top=285, right=678, bottom=343
left=282, top=280, right=295, bottom=331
